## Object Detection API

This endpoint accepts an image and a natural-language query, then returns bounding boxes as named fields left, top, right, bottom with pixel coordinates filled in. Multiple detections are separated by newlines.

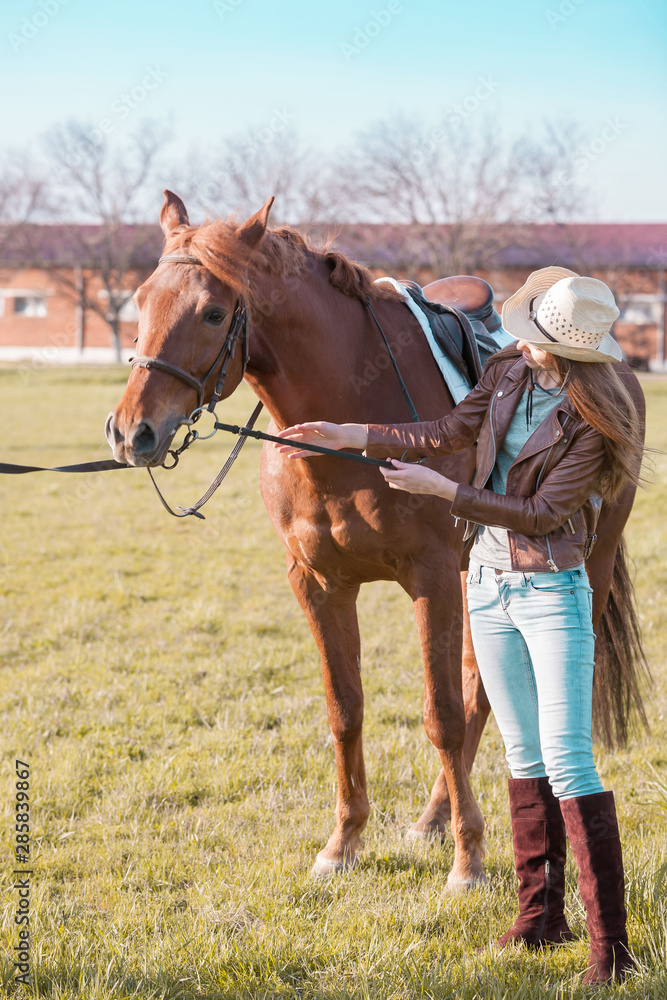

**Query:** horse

left=106, top=191, right=647, bottom=888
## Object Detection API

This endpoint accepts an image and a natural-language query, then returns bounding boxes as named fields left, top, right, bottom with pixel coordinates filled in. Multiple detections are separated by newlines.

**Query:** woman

left=275, top=267, right=644, bottom=983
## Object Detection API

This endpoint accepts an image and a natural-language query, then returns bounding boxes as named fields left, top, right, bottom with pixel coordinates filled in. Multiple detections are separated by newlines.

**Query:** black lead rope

left=146, top=404, right=396, bottom=520
left=146, top=400, right=265, bottom=519
left=212, top=418, right=395, bottom=467
left=1, top=298, right=420, bottom=518
left=0, top=407, right=394, bottom=524
left=0, top=459, right=129, bottom=475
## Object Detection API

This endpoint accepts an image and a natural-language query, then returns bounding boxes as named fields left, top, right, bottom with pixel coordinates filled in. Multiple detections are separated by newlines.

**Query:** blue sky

left=1, top=0, right=665, bottom=220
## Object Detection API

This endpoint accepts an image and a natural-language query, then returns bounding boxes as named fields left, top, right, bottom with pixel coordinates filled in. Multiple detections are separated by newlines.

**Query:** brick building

left=329, top=222, right=667, bottom=370
left=1, top=222, right=665, bottom=368
left=0, top=224, right=160, bottom=362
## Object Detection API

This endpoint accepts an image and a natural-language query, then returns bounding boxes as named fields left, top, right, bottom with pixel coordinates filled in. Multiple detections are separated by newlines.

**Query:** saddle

left=401, top=275, right=505, bottom=388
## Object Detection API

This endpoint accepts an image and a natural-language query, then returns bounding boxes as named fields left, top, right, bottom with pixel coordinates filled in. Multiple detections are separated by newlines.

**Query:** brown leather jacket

left=366, top=355, right=607, bottom=572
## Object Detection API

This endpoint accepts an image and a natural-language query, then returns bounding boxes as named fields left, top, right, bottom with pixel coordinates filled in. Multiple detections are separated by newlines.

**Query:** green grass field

left=1, top=367, right=665, bottom=999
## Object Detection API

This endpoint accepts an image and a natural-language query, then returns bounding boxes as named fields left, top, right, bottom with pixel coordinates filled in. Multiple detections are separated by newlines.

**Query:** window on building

left=618, top=299, right=661, bottom=326
left=97, top=289, right=140, bottom=322
left=13, top=296, right=48, bottom=317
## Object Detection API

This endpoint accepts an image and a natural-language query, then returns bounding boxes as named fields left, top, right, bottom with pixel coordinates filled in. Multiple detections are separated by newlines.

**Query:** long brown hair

left=551, top=354, right=645, bottom=501
left=484, top=345, right=645, bottom=501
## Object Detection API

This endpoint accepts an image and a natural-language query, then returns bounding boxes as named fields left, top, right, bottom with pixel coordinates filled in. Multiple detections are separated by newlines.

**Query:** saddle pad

left=374, top=277, right=513, bottom=404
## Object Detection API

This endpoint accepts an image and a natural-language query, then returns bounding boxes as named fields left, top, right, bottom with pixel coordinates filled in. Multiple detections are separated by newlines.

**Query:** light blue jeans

left=466, top=561, right=604, bottom=800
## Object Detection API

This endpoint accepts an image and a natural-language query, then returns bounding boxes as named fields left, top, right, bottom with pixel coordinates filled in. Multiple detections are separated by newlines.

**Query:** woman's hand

left=274, top=421, right=368, bottom=459
left=380, top=459, right=458, bottom=501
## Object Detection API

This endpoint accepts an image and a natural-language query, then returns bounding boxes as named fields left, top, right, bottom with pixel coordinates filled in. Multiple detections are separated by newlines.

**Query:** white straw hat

left=502, top=266, right=623, bottom=363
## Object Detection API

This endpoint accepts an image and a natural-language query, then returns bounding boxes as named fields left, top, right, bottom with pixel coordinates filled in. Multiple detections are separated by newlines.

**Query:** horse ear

left=160, top=190, right=190, bottom=236
left=236, top=196, right=275, bottom=249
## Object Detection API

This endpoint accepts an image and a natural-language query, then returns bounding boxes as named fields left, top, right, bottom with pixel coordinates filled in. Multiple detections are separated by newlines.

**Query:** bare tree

left=333, top=115, right=598, bottom=278
left=517, top=120, right=651, bottom=359
left=0, top=151, right=47, bottom=257
left=334, top=114, right=530, bottom=275
left=186, top=126, right=344, bottom=225
left=517, top=119, right=597, bottom=269
left=30, top=119, right=169, bottom=361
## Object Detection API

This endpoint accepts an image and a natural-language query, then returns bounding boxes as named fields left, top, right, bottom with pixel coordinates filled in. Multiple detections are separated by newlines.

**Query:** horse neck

left=243, top=261, right=407, bottom=427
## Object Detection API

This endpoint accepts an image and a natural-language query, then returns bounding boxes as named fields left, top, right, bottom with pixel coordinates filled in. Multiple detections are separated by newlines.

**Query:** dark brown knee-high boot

left=497, top=776, right=573, bottom=947
left=560, top=791, right=634, bottom=983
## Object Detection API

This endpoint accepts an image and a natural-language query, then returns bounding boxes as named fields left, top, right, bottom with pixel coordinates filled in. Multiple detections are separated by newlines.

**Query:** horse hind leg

left=405, top=563, right=486, bottom=890
left=408, top=570, right=490, bottom=842
left=286, top=557, right=370, bottom=875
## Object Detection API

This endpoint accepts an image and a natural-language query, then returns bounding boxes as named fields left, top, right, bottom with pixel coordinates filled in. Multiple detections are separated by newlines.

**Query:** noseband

left=125, top=249, right=421, bottom=520
left=129, top=253, right=250, bottom=414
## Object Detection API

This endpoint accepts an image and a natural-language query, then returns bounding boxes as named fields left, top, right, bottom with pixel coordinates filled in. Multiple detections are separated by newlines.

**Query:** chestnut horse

left=106, top=192, right=646, bottom=887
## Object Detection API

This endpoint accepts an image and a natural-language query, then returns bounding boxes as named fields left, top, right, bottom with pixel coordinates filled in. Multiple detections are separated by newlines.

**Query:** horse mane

left=162, top=218, right=402, bottom=314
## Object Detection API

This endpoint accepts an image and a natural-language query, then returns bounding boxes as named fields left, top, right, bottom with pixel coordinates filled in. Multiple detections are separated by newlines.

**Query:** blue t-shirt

left=470, top=379, right=563, bottom=569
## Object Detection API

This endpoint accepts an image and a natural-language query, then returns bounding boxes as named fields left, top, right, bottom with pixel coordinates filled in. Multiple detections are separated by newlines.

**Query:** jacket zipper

left=535, top=415, right=570, bottom=490
left=458, top=391, right=499, bottom=534
left=537, top=447, right=558, bottom=571
left=545, top=535, right=559, bottom=572
left=489, top=392, right=498, bottom=461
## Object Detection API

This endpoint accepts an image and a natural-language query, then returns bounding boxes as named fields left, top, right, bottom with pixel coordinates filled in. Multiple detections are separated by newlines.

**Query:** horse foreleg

left=409, top=570, right=490, bottom=840
left=406, top=563, right=486, bottom=889
left=287, top=558, right=369, bottom=875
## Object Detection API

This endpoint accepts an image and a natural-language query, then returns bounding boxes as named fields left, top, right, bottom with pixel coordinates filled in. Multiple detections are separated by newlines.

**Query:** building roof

left=1, top=222, right=666, bottom=271
left=0, top=224, right=162, bottom=269
left=489, top=223, right=667, bottom=269
left=311, top=223, right=667, bottom=270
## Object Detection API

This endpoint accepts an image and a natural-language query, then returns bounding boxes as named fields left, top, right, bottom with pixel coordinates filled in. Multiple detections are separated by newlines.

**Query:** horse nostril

left=132, top=421, right=158, bottom=455
left=105, top=412, right=122, bottom=445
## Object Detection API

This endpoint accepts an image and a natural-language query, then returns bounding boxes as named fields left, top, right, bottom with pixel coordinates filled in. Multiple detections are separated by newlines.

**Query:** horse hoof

left=444, top=872, right=490, bottom=894
left=405, top=825, right=448, bottom=843
left=310, top=851, right=357, bottom=877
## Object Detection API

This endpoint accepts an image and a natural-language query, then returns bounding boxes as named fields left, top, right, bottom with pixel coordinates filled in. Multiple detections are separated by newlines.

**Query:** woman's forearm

left=365, top=370, right=497, bottom=459
left=274, top=420, right=368, bottom=458
left=341, top=423, right=369, bottom=449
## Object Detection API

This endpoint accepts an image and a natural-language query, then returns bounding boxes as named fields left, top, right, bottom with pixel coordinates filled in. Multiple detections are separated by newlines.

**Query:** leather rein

left=126, top=253, right=421, bottom=519
left=1, top=255, right=421, bottom=519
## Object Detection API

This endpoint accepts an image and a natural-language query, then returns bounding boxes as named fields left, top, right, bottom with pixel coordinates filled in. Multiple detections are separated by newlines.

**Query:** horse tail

left=592, top=534, right=651, bottom=748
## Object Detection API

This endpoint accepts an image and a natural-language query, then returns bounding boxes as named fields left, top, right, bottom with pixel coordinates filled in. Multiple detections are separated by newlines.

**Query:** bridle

left=129, top=253, right=250, bottom=416
left=123, top=251, right=421, bottom=519
left=126, top=250, right=261, bottom=515
left=0, top=251, right=425, bottom=519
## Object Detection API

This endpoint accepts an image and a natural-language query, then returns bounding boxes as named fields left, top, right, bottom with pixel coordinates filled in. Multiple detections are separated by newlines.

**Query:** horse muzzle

left=105, top=411, right=179, bottom=468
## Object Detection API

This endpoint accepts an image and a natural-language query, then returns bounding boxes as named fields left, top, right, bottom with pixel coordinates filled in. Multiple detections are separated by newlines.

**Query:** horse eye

left=204, top=308, right=226, bottom=325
